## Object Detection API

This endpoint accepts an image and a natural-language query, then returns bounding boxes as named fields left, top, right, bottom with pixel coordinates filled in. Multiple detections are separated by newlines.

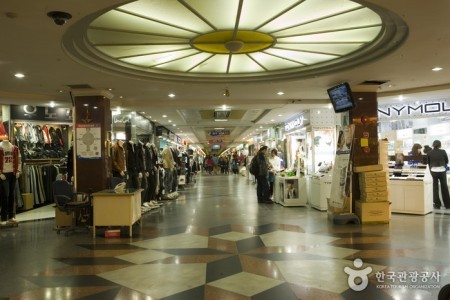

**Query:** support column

left=72, top=89, right=112, bottom=194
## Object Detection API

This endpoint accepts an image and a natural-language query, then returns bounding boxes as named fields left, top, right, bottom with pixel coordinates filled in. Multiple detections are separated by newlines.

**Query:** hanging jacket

left=125, top=142, right=138, bottom=173
left=136, top=142, right=145, bottom=173
left=112, top=142, right=126, bottom=173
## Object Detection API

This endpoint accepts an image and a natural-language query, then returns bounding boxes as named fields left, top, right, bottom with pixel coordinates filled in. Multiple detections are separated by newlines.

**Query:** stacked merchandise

left=355, top=168, right=390, bottom=224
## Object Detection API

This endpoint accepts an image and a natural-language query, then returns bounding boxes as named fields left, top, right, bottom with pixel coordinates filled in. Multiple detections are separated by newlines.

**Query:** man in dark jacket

left=256, top=145, right=272, bottom=203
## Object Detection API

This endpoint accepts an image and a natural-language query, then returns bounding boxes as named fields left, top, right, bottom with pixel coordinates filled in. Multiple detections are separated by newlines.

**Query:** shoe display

left=0, top=221, right=7, bottom=226
left=8, top=218, right=19, bottom=224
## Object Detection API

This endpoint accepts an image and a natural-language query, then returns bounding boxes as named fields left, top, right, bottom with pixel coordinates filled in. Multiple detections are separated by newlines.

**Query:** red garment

left=0, top=144, right=20, bottom=175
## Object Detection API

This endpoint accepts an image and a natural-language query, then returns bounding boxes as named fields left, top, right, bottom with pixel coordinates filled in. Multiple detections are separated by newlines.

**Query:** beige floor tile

left=118, top=249, right=174, bottom=264
left=212, top=231, right=255, bottom=241
left=207, top=272, right=284, bottom=297
left=303, top=245, right=360, bottom=259
left=131, top=233, right=208, bottom=249
left=260, top=230, right=339, bottom=247
left=98, top=263, right=207, bottom=299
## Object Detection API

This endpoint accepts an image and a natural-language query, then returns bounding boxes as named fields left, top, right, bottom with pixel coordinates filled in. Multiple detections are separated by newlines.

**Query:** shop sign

left=284, top=115, right=305, bottom=132
left=11, top=105, right=72, bottom=122
left=113, top=115, right=131, bottom=124
left=378, top=99, right=450, bottom=120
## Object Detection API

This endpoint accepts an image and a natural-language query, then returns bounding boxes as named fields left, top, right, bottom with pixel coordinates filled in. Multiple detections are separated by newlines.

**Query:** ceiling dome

left=64, top=0, right=408, bottom=83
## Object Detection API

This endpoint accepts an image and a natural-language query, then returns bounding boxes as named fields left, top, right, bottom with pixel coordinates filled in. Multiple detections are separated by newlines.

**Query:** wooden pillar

left=72, top=90, right=112, bottom=194
left=350, top=90, right=379, bottom=202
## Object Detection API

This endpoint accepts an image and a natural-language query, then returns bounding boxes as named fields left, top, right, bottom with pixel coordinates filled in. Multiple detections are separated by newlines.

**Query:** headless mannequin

left=126, top=140, right=139, bottom=189
left=0, top=139, right=21, bottom=224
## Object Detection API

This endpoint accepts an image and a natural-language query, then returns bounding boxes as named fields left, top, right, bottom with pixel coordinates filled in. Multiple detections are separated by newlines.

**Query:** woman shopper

left=427, top=140, right=450, bottom=209
left=268, top=148, right=282, bottom=198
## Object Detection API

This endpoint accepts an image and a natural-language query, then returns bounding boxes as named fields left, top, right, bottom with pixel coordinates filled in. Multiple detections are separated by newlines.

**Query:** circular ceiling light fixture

left=65, top=0, right=408, bottom=83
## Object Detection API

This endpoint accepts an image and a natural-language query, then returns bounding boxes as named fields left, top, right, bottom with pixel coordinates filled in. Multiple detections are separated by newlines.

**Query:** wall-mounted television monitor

left=327, top=82, right=355, bottom=113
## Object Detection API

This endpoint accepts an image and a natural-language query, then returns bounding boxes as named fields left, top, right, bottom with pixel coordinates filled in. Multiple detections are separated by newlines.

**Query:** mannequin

left=126, top=140, right=139, bottom=189
left=145, top=142, right=158, bottom=200
left=112, top=140, right=126, bottom=178
left=0, top=138, right=21, bottom=225
left=136, top=140, right=146, bottom=202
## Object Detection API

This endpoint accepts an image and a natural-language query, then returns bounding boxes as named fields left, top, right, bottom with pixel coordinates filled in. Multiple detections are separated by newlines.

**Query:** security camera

left=47, top=11, right=72, bottom=26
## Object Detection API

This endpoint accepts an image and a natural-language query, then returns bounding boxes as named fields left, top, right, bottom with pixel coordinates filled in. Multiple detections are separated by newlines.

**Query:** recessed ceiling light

left=93, top=106, right=98, bottom=109
left=168, top=120, right=172, bottom=122
left=14, top=73, right=25, bottom=78
left=388, top=84, right=393, bottom=88
left=270, top=119, right=275, bottom=122
left=432, top=67, right=443, bottom=72
left=172, top=124, right=176, bottom=126
left=83, top=104, right=89, bottom=107
left=162, top=115, right=167, bottom=118
left=317, top=110, right=321, bottom=114
left=58, top=90, right=64, bottom=93
left=259, top=126, right=263, bottom=128
left=140, top=111, right=145, bottom=114
left=107, top=88, right=113, bottom=91
left=50, top=101, right=55, bottom=108
left=278, top=114, right=283, bottom=117
left=398, top=95, right=404, bottom=101
left=222, top=104, right=227, bottom=110
left=119, top=96, right=123, bottom=99
left=277, top=91, right=284, bottom=96
left=168, top=93, right=176, bottom=98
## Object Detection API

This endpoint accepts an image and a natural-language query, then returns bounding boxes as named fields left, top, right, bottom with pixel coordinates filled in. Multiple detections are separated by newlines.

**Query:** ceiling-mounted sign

left=378, top=99, right=450, bottom=120
left=208, top=130, right=230, bottom=137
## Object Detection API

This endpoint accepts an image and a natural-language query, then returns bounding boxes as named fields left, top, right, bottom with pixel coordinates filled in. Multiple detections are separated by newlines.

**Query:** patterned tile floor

left=1, top=174, right=450, bottom=299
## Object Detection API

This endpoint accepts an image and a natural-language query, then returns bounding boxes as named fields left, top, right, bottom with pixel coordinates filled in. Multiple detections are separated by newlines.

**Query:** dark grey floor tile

left=78, top=287, right=121, bottom=300
left=236, top=236, right=265, bottom=253
left=56, top=257, right=132, bottom=265
left=206, top=255, right=242, bottom=283
left=252, top=283, right=297, bottom=300
left=208, top=224, right=232, bottom=236
left=254, top=223, right=279, bottom=235
left=161, top=285, right=205, bottom=300
left=77, top=244, right=143, bottom=250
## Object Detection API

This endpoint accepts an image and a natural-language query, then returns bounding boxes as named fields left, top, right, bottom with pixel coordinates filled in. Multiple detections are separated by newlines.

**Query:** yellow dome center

left=191, top=30, right=275, bottom=54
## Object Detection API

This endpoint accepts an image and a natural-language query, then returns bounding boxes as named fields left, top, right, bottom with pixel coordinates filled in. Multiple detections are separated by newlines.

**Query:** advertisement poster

left=76, top=124, right=101, bottom=159
left=329, top=125, right=354, bottom=210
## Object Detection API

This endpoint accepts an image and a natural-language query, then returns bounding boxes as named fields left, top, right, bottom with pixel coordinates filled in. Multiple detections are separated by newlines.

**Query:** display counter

left=92, top=189, right=142, bottom=237
left=309, top=174, right=332, bottom=211
left=273, top=176, right=307, bottom=206
left=389, top=177, right=433, bottom=215
left=388, top=164, right=450, bottom=215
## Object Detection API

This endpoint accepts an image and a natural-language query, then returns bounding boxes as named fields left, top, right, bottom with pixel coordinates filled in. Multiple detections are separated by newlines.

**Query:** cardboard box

left=21, top=193, right=34, bottom=210
left=55, top=207, right=72, bottom=227
left=353, top=164, right=383, bottom=173
left=359, top=177, right=388, bottom=186
left=359, top=171, right=387, bottom=179
left=360, top=186, right=388, bottom=193
left=360, top=191, right=389, bottom=202
left=105, top=229, right=121, bottom=238
left=355, top=200, right=390, bottom=224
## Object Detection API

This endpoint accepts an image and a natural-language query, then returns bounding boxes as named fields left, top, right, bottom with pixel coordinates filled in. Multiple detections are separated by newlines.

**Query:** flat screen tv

left=327, top=82, right=355, bottom=113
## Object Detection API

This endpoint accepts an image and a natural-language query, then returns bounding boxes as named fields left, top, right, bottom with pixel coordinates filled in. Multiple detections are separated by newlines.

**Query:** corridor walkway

left=0, top=174, right=449, bottom=299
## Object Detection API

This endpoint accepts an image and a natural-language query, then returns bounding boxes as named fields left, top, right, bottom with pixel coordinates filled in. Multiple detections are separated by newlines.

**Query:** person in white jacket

left=268, top=148, right=282, bottom=198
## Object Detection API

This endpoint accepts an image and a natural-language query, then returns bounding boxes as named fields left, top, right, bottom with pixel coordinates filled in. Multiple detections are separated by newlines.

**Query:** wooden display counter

left=92, top=189, right=142, bottom=237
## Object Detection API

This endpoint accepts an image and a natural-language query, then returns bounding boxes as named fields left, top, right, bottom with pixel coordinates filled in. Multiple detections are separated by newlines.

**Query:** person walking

left=427, top=140, right=450, bottom=209
left=255, top=145, right=272, bottom=203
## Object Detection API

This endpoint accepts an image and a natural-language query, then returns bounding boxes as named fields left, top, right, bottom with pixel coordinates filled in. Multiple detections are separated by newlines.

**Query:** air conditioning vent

left=214, top=110, right=231, bottom=119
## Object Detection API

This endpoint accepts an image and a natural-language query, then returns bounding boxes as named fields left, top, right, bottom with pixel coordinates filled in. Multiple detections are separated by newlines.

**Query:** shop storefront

left=378, top=98, right=450, bottom=214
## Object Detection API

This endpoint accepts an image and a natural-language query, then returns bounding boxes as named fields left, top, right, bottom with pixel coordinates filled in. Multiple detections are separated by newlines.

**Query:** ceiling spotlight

left=119, top=96, right=124, bottom=99
left=277, top=91, right=285, bottom=96
left=278, top=114, right=283, bottom=117
left=432, top=67, right=443, bottom=72
left=50, top=101, right=55, bottom=108
left=270, top=119, right=275, bottom=122
left=58, top=90, right=64, bottom=93
left=14, top=73, right=25, bottom=78
left=168, top=93, right=176, bottom=98
left=223, top=88, right=230, bottom=97
left=162, top=115, right=167, bottom=118
left=168, top=120, right=172, bottom=122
